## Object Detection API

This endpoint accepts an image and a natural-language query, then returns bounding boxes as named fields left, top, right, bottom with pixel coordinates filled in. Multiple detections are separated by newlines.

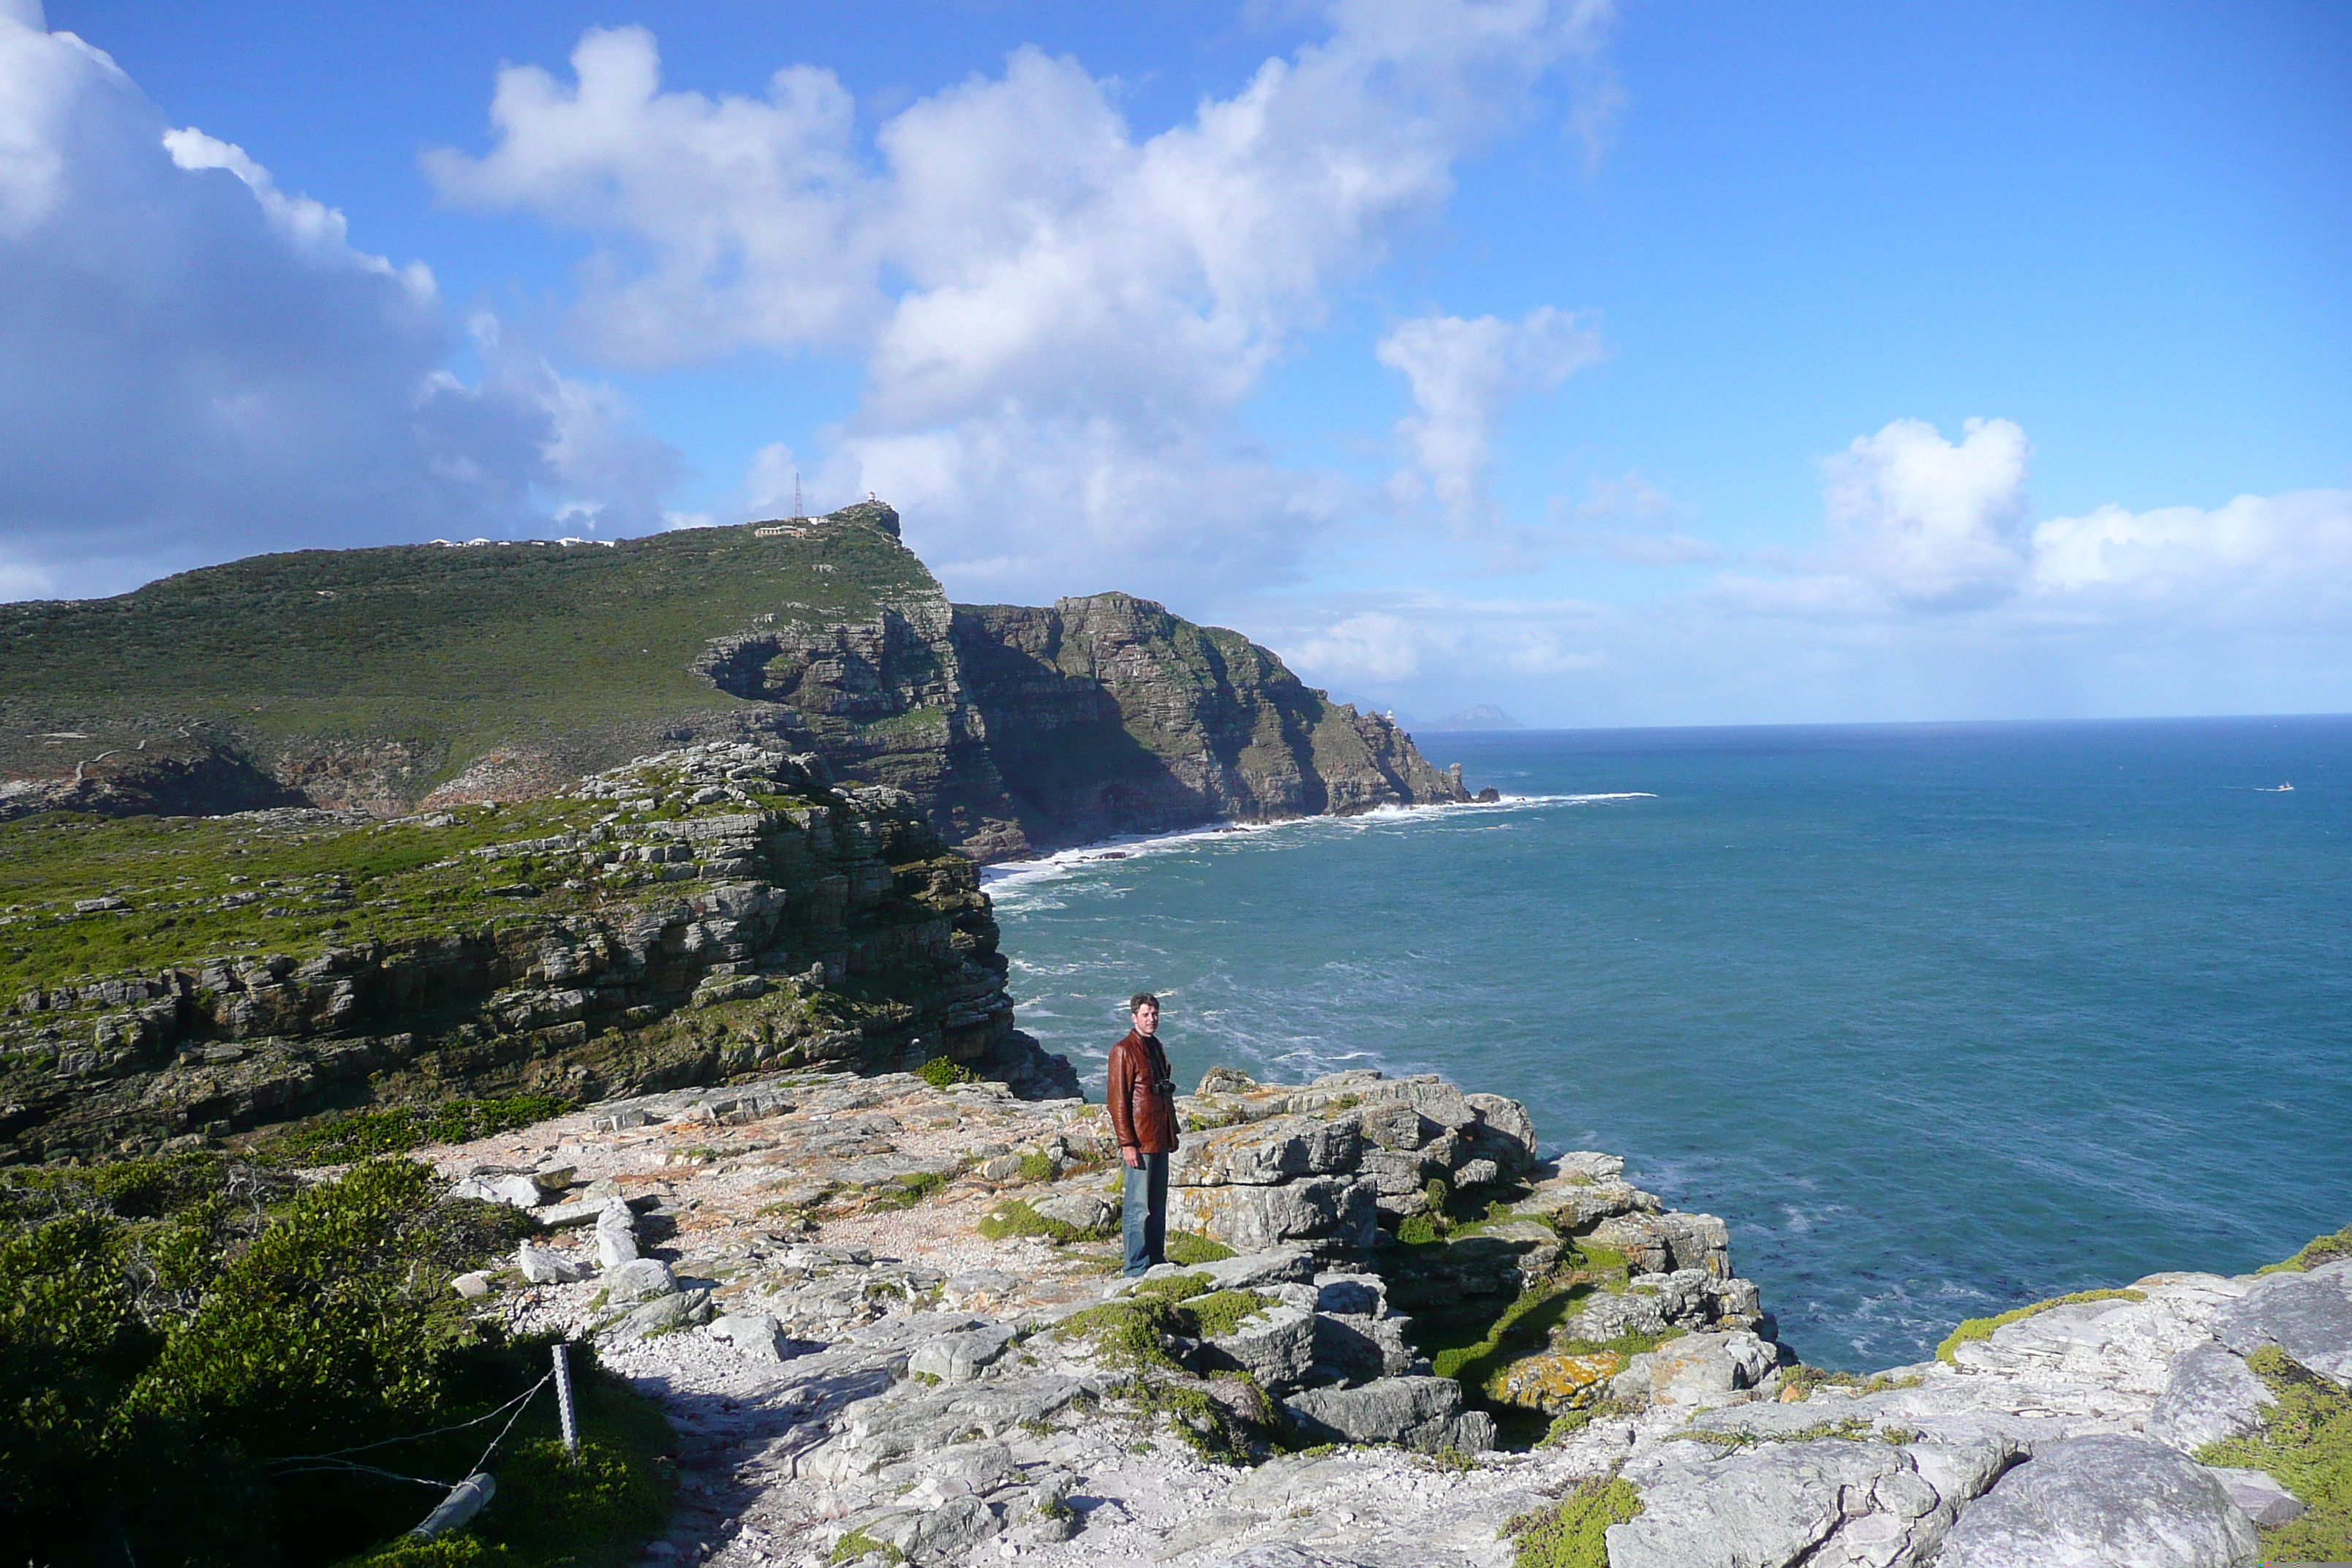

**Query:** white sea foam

left=980, top=791, right=1654, bottom=907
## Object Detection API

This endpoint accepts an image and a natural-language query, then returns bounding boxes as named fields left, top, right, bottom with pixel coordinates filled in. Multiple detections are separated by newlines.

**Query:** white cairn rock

left=595, top=1196, right=640, bottom=1268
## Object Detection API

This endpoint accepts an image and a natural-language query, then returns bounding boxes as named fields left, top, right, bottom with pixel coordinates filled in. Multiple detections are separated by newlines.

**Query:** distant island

left=1417, top=703, right=1524, bottom=731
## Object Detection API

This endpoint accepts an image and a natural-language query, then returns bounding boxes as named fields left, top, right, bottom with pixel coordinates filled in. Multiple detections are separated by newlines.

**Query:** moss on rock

left=1934, top=1289, right=2147, bottom=1365
left=1501, top=1478, right=1643, bottom=1568
left=2198, top=1345, right=2352, bottom=1560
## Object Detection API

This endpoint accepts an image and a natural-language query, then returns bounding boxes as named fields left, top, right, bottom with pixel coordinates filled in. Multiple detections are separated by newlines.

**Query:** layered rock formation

left=1, top=502, right=1467, bottom=857
left=0, top=742, right=1074, bottom=1163
left=391, top=1062, right=2340, bottom=1568
left=951, top=595, right=1463, bottom=851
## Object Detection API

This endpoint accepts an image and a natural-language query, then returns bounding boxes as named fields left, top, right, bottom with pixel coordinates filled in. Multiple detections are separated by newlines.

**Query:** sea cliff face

left=0, top=502, right=1466, bottom=859
left=0, top=742, right=1074, bottom=1164
left=952, top=594, right=1464, bottom=852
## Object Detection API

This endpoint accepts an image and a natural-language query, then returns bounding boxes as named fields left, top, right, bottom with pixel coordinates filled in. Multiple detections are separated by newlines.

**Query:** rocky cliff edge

left=391, top=1062, right=2340, bottom=1567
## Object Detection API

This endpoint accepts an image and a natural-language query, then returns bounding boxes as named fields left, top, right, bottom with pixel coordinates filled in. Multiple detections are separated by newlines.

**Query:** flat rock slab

left=908, top=1322, right=1017, bottom=1383
left=516, top=1243, right=591, bottom=1284
left=1612, top=1435, right=2019, bottom=1568
left=2146, top=1341, right=2275, bottom=1452
left=1169, top=1178, right=1379, bottom=1254
left=1936, top=1433, right=2260, bottom=1568
left=1172, top=1115, right=1365, bottom=1187
left=2201, top=1463, right=2305, bottom=1527
left=1033, top=1191, right=1118, bottom=1232
left=1281, top=1375, right=1494, bottom=1454
left=2208, top=1261, right=2352, bottom=1384
left=1198, top=1303, right=1316, bottom=1391
left=1150, top=1510, right=1267, bottom=1561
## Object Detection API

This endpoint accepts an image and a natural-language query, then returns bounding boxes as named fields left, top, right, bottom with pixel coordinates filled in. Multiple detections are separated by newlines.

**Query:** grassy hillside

left=0, top=506, right=924, bottom=791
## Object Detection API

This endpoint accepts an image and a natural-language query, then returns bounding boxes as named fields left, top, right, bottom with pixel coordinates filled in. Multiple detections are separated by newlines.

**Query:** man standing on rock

left=1108, top=992, right=1179, bottom=1276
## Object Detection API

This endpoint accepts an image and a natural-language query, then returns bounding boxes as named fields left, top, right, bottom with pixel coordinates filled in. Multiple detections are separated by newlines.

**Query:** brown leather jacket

left=1107, top=1030, right=1180, bottom=1155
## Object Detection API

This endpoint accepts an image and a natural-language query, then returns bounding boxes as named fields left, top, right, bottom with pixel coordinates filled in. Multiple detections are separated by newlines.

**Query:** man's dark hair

left=1129, top=992, right=1160, bottom=1014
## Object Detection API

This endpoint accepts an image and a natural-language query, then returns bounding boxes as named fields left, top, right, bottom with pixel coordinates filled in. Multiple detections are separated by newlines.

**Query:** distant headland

left=0, top=501, right=1467, bottom=859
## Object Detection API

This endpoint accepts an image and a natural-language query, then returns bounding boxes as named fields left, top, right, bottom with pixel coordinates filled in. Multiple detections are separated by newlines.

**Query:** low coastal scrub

left=828, top=1529, right=903, bottom=1564
left=976, top=1198, right=1111, bottom=1245
left=0, top=1152, right=671, bottom=1567
left=1052, top=1279, right=1270, bottom=1367
left=1165, top=1230, right=1235, bottom=1264
left=1777, top=1365, right=1924, bottom=1401
left=2198, top=1344, right=2352, bottom=1558
left=1501, top=1478, right=1643, bottom=1568
left=0, top=800, right=652, bottom=998
left=875, top=1169, right=951, bottom=1210
left=2258, top=1224, right=2352, bottom=1275
left=1933, top=1288, right=2146, bottom=1365
left=273, top=1096, right=577, bottom=1163
left=914, top=1057, right=976, bottom=1089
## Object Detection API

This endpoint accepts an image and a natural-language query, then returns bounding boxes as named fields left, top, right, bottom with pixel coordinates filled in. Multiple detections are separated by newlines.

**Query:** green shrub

left=830, top=1527, right=904, bottom=1563
left=915, top=1057, right=975, bottom=1088
left=1397, top=1213, right=1441, bottom=1246
left=1777, top=1365, right=1923, bottom=1401
left=1539, top=1398, right=1641, bottom=1445
left=1126, top=1272, right=1215, bottom=1303
left=478, top=1437, right=666, bottom=1560
left=1429, top=1283, right=1576, bottom=1384
left=877, top=1170, right=949, bottom=1210
left=1176, top=1291, right=1266, bottom=1341
left=1119, top=1374, right=1270, bottom=1464
left=276, top=1097, right=576, bottom=1164
left=2198, top=1345, right=2352, bottom=1560
left=331, top=1538, right=518, bottom=1567
left=0, top=1154, right=672, bottom=1568
left=1165, top=1230, right=1235, bottom=1265
left=1016, top=1151, right=1058, bottom=1183
left=1934, top=1289, right=2146, bottom=1365
left=1501, top=1478, right=1643, bottom=1568
left=1052, top=1299, right=1183, bottom=1371
left=975, top=1199, right=1110, bottom=1244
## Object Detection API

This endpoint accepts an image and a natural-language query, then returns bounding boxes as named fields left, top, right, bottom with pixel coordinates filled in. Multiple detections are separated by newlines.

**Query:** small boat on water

left=2262, top=782, right=2296, bottom=792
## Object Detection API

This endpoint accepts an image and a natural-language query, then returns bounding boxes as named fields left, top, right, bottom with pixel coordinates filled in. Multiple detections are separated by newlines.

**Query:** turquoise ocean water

left=985, top=716, right=2352, bottom=1370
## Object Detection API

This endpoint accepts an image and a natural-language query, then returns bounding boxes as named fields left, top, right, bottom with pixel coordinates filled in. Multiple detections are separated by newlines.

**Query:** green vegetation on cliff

left=3, top=745, right=1018, bottom=1164
left=1501, top=1478, right=1643, bottom=1568
left=4, top=502, right=1465, bottom=858
left=2198, top=1345, right=2352, bottom=1559
left=1, top=507, right=926, bottom=799
left=1934, top=1288, right=2148, bottom=1365
left=0, top=1153, right=671, bottom=1567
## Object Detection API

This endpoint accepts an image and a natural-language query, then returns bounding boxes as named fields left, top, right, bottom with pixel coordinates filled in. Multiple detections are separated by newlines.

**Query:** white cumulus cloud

left=425, top=3, right=1619, bottom=602
left=1820, top=415, right=2034, bottom=609
left=1264, top=421, right=2352, bottom=726
left=1378, top=306, right=1605, bottom=531
left=0, top=8, right=682, bottom=599
left=2030, top=488, right=2352, bottom=623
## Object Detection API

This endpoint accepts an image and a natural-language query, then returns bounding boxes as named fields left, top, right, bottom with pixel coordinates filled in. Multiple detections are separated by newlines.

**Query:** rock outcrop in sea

left=399, top=1058, right=2341, bottom=1567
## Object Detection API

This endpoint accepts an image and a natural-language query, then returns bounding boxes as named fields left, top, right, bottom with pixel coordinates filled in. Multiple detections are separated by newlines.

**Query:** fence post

left=554, top=1341, right=579, bottom=1456
left=410, top=1474, right=495, bottom=1539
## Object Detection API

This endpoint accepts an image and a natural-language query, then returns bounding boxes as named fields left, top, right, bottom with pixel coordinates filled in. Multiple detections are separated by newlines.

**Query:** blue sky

left=4, top=0, right=2348, bottom=725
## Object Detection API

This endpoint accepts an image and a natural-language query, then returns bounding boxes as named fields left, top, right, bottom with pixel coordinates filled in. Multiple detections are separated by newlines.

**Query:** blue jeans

left=1123, top=1152, right=1169, bottom=1276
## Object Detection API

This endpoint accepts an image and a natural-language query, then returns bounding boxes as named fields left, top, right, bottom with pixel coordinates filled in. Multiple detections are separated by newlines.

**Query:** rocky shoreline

left=418, top=1060, right=2348, bottom=1568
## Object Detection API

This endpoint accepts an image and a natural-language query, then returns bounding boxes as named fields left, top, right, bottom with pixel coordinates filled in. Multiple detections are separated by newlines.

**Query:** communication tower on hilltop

left=794, top=471, right=803, bottom=521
